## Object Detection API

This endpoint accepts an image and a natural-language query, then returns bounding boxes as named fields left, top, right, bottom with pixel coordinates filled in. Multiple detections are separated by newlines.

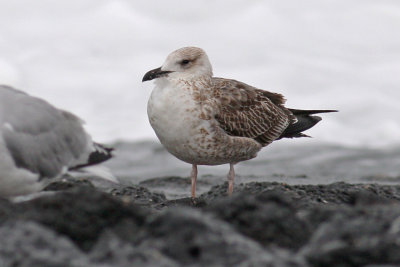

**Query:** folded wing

left=212, top=78, right=292, bottom=146
left=0, top=86, right=103, bottom=179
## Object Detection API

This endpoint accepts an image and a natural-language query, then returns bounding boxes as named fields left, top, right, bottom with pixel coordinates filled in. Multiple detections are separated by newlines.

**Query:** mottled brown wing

left=212, top=78, right=291, bottom=146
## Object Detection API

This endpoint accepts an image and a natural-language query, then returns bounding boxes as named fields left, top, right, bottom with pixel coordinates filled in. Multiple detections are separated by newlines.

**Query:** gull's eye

left=181, top=59, right=190, bottom=65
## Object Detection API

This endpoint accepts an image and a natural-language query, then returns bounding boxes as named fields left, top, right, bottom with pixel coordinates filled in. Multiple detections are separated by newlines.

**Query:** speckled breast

left=147, top=81, right=261, bottom=165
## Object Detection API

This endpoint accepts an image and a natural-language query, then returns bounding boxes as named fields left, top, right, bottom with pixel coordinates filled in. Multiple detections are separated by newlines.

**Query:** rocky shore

left=1, top=175, right=400, bottom=267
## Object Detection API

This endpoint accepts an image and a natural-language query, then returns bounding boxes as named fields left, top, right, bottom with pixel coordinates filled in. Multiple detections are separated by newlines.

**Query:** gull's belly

left=147, top=85, right=261, bottom=165
left=148, top=87, right=214, bottom=164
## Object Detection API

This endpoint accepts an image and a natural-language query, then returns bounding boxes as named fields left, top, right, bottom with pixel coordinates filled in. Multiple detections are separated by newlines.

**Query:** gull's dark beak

left=142, top=67, right=172, bottom=82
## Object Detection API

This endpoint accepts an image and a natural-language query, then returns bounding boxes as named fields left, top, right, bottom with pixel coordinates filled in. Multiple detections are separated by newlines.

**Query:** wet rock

left=132, top=208, right=305, bottom=266
left=300, top=204, right=400, bottom=267
left=0, top=198, right=14, bottom=223
left=3, top=177, right=400, bottom=266
left=200, top=182, right=304, bottom=204
left=288, top=183, right=400, bottom=206
left=13, top=187, right=148, bottom=251
left=206, top=191, right=311, bottom=250
left=110, top=184, right=166, bottom=207
left=43, top=176, right=95, bottom=191
left=155, top=197, right=208, bottom=210
left=0, top=221, right=90, bottom=267
left=202, top=182, right=400, bottom=208
left=90, top=231, right=178, bottom=267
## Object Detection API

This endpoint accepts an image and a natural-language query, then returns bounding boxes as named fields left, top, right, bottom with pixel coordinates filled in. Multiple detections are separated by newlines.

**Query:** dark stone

left=13, top=187, right=148, bottom=251
left=110, top=185, right=166, bottom=207
left=0, top=198, right=15, bottom=224
left=0, top=220, right=91, bottom=267
left=43, top=176, right=94, bottom=191
left=90, top=231, right=178, bottom=267
left=301, top=204, right=400, bottom=266
left=206, top=191, right=311, bottom=250
left=289, top=183, right=400, bottom=206
left=154, top=197, right=208, bottom=210
left=201, top=182, right=400, bottom=208
left=3, top=177, right=400, bottom=266
left=132, top=208, right=305, bottom=266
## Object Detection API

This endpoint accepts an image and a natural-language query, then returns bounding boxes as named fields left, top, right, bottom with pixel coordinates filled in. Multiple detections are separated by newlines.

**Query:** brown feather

left=211, top=78, right=291, bottom=146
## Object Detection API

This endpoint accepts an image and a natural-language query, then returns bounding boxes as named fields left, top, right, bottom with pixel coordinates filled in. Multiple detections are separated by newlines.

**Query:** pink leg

left=191, top=164, right=198, bottom=198
left=227, top=163, right=235, bottom=196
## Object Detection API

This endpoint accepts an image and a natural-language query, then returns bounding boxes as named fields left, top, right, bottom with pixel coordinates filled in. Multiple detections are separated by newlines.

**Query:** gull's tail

left=279, top=109, right=338, bottom=139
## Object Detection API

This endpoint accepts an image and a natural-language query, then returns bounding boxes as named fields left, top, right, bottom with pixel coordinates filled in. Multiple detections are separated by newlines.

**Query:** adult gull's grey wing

left=0, top=85, right=102, bottom=179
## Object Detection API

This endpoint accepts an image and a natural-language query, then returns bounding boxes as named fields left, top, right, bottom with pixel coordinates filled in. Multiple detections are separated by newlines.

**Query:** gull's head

left=142, top=47, right=213, bottom=82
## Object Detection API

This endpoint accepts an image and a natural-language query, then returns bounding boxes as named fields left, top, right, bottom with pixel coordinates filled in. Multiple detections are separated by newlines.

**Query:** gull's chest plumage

left=147, top=79, right=261, bottom=165
left=148, top=84, right=201, bottom=139
left=147, top=81, right=214, bottom=164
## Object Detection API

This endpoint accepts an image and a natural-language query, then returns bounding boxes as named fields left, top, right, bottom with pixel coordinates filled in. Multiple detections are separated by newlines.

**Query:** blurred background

left=0, top=0, right=399, bottom=147
left=0, top=1, right=399, bottom=189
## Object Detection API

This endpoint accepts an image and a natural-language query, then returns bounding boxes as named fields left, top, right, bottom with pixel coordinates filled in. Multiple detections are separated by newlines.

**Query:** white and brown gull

left=143, top=47, right=337, bottom=198
left=0, top=85, right=115, bottom=197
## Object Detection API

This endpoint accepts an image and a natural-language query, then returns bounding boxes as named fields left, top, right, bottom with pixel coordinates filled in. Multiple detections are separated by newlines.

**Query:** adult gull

left=0, top=85, right=114, bottom=197
left=143, top=47, right=337, bottom=198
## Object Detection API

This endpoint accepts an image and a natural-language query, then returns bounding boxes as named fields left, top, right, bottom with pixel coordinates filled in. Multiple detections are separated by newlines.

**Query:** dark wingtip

left=289, top=109, right=338, bottom=115
left=69, top=143, right=113, bottom=171
left=312, top=115, right=322, bottom=122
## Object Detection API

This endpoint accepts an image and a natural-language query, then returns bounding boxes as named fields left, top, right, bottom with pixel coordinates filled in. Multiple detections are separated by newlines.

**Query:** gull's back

left=0, top=85, right=99, bottom=196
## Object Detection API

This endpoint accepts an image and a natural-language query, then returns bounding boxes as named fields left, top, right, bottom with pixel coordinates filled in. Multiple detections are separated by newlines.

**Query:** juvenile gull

left=0, top=85, right=114, bottom=197
left=143, top=47, right=336, bottom=198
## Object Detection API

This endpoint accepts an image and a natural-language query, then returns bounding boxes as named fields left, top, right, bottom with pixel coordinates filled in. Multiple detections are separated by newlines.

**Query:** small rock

left=133, top=208, right=304, bottom=266
left=90, top=231, right=178, bottom=267
left=13, top=187, right=148, bottom=251
left=110, top=185, right=166, bottom=206
left=206, top=191, right=311, bottom=250
left=43, top=176, right=94, bottom=191
left=0, top=220, right=91, bottom=267
left=301, top=204, right=400, bottom=266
